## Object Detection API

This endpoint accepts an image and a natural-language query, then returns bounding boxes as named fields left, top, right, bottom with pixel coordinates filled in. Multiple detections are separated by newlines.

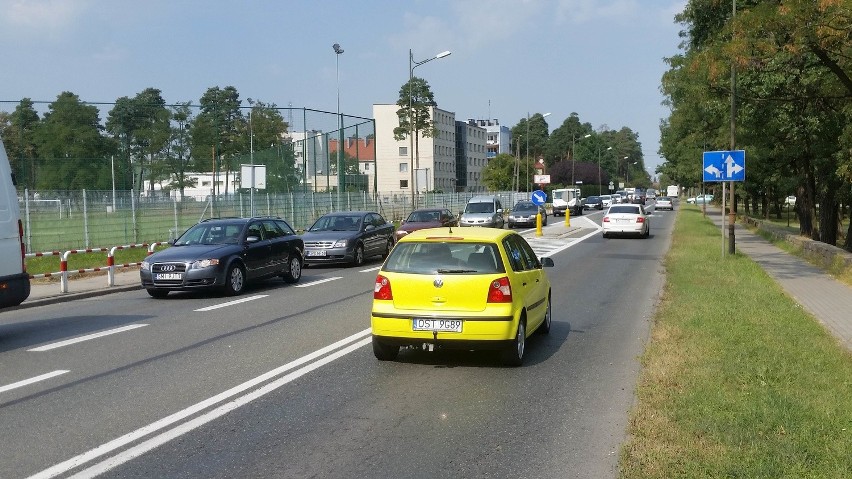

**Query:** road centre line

left=28, top=325, right=149, bottom=352
left=29, top=328, right=372, bottom=479
left=0, top=370, right=69, bottom=394
left=295, top=277, right=342, bottom=288
left=194, top=295, right=268, bottom=312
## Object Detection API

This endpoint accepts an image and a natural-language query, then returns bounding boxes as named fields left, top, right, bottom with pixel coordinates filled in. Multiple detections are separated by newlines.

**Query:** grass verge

left=619, top=206, right=852, bottom=478
left=25, top=246, right=167, bottom=281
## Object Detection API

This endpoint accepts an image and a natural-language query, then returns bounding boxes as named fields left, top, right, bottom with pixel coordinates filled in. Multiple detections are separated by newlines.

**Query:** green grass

left=619, top=206, right=852, bottom=478
left=26, top=245, right=168, bottom=280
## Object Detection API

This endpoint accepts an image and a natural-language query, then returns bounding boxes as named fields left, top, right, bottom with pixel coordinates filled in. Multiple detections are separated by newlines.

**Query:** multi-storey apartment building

left=456, top=120, right=488, bottom=192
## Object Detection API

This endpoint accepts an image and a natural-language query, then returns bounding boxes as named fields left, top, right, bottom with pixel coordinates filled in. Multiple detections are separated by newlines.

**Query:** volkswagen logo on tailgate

left=159, top=264, right=177, bottom=272
left=433, top=276, right=443, bottom=288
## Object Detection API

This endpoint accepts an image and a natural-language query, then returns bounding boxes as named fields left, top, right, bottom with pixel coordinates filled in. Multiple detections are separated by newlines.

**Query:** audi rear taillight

left=636, top=217, right=645, bottom=223
left=602, top=216, right=610, bottom=223
left=18, top=219, right=26, bottom=271
left=374, top=274, right=393, bottom=300
left=487, top=277, right=512, bottom=303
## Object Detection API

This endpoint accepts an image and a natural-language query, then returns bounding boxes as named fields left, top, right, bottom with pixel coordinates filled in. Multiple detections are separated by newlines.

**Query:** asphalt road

left=0, top=207, right=675, bottom=479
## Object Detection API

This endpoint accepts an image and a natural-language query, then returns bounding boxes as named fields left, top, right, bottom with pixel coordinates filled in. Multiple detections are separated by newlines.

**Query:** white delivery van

left=0, top=137, right=30, bottom=308
left=551, top=188, right=583, bottom=217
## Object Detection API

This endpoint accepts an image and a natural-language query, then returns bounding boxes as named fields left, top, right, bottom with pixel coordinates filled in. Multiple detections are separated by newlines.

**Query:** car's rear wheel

left=501, top=318, right=526, bottom=367
left=223, top=263, right=245, bottom=296
left=381, top=238, right=393, bottom=259
left=146, top=288, right=169, bottom=298
left=282, top=255, right=302, bottom=284
left=538, top=294, right=552, bottom=335
left=372, top=338, right=399, bottom=361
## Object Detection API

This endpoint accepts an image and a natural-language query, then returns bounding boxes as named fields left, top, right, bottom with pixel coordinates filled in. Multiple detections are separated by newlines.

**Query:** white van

left=0, top=137, right=30, bottom=308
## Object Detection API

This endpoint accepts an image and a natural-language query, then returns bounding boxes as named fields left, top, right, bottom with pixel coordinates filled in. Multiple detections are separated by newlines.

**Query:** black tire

left=147, top=288, right=169, bottom=298
left=381, top=238, right=393, bottom=259
left=372, top=338, right=399, bottom=361
left=282, top=255, right=302, bottom=284
left=538, top=294, right=552, bottom=334
left=602, top=232, right=609, bottom=239
left=542, top=216, right=548, bottom=226
left=223, top=263, right=245, bottom=296
left=643, top=227, right=650, bottom=238
left=501, top=318, right=526, bottom=367
left=352, top=244, right=365, bottom=266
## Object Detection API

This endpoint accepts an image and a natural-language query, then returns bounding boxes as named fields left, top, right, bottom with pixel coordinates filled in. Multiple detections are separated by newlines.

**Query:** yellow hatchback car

left=371, top=227, right=554, bottom=366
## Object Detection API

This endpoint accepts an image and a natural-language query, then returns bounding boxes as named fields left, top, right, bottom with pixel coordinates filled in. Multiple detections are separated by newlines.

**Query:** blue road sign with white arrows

left=531, top=190, right=547, bottom=206
left=703, top=150, right=745, bottom=182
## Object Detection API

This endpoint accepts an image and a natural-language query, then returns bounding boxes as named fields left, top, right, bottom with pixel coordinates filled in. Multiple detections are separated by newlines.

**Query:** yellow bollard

left=564, top=208, right=571, bottom=227
left=536, top=213, right=543, bottom=236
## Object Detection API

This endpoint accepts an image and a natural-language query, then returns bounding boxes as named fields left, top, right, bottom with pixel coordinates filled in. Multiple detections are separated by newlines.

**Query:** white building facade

left=455, top=120, right=488, bottom=192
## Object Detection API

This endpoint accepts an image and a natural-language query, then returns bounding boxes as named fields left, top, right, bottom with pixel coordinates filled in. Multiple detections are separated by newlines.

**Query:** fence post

left=24, top=188, right=32, bottom=253
left=83, top=189, right=89, bottom=248
left=131, top=188, right=138, bottom=243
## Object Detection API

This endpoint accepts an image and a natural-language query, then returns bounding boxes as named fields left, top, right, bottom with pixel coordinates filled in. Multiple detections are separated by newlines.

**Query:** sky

left=0, top=0, right=686, bottom=177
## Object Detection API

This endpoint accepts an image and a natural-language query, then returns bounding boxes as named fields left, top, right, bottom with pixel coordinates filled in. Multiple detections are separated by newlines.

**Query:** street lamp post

left=570, top=133, right=591, bottom=191
left=408, top=49, right=451, bottom=209
left=625, top=158, right=637, bottom=186
left=524, top=112, right=550, bottom=193
left=333, top=43, right=344, bottom=208
left=598, top=146, right=612, bottom=195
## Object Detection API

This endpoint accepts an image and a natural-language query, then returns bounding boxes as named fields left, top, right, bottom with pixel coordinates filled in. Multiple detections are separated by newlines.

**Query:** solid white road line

left=295, top=277, right=342, bottom=288
left=68, top=337, right=373, bottom=479
left=0, top=370, right=69, bottom=394
left=194, top=295, right=268, bottom=312
left=28, top=325, right=149, bottom=352
left=29, top=328, right=372, bottom=479
left=359, top=266, right=382, bottom=273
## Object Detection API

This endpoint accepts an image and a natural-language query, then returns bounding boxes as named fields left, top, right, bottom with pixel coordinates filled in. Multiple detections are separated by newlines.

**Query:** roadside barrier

left=25, top=241, right=167, bottom=294
left=108, top=243, right=150, bottom=286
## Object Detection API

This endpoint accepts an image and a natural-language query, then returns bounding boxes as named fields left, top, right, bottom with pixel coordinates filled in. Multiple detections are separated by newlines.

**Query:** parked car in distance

left=140, top=217, right=304, bottom=298
left=602, top=204, right=650, bottom=238
left=371, top=227, right=555, bottom=366
left=656, top=196, right=674, bottom=211
left=584, top=196, right=604, bottom=210
left=508, top=201, right=547, bottom=228
left=302, top=211, right=395, bottom=266
left=459, top=195, right=505, bottom=228
left=395, top=208, right=457, bottom=241
left=686, top=194, right=714, bottom=205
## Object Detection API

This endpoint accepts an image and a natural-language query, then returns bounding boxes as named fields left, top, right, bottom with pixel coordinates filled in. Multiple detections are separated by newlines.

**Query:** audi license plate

left=155, top=273, right=182, bottom=280
left=306, top=250, right=327, bottom=257
left=412, top=318, right=463, bottom=333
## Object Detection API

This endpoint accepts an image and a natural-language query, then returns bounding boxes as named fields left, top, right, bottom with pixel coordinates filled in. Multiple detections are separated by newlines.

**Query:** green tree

left=393, top=76, right=438, bottom=176
left=0, top=99, right=41, bottom=189
left=33, top=92, right=113, bottom=190
left=192, top=86, right=244, bottom=197
left=481, top=153, right=517, bottom=191
left=511, top=113, right=551, bottom=162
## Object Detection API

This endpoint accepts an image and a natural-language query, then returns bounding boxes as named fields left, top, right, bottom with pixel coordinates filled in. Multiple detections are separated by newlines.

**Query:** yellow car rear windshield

left=384, top=242, right=504, bottom=274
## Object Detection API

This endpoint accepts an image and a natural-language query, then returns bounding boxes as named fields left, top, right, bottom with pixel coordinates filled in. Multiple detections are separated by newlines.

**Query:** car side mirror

left=540, top=257, right=555, bottom=267
left=496, top=208, right=503, bottom=214
left=365, top=224, right=376, bottom=231
left=246, top=236, right=260, bottom=243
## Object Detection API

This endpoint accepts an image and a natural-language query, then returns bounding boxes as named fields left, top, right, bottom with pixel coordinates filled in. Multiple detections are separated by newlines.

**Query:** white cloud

left=1, top=0, right=90, bottom=35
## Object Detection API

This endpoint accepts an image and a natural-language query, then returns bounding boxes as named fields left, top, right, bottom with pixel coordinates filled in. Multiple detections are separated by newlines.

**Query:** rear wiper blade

left=436, top=268, right=477, bottom=274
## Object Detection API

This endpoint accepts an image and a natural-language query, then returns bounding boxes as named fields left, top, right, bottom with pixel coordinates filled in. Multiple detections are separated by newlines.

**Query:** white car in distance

left=602, top=204, right=650, bottom=238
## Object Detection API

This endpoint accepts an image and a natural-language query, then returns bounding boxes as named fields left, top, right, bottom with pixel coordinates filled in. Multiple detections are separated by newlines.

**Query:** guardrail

left=26, top=241, right=168, bottom=294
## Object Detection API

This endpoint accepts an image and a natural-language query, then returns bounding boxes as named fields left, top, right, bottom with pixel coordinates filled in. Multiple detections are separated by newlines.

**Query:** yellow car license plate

left=412, top=318, right=463, bottom=332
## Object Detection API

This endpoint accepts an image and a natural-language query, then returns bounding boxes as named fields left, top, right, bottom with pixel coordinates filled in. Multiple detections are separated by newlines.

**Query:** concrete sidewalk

left=704, top=207, right=852, bottom=350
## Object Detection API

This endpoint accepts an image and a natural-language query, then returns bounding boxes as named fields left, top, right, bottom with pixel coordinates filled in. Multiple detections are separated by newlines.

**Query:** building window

left=400, top=179, right=409, bottom=188
left=399, top=146, right=408, bottom=156
left=400, top=162, right=408, bottom=172
left=364, top=163, right=370, bottom=170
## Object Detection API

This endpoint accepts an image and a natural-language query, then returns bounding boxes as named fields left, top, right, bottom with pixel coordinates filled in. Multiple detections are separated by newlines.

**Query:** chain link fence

left=19, top=189, right=527, bottom=252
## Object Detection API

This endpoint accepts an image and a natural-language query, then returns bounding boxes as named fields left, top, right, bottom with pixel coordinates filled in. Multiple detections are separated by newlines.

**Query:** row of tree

left=656, top=0, right=852, bottom=249
left=0, top=87, right=319, bottom=196
left=391, top=77, right=650, bottom=193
